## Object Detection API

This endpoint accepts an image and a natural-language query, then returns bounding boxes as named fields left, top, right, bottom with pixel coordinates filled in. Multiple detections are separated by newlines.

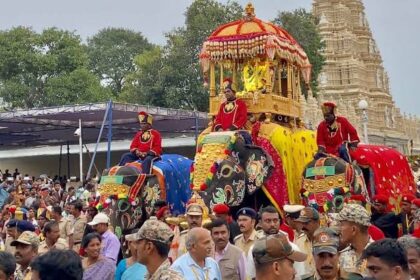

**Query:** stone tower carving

left=306, top=0, right=420, bottom=154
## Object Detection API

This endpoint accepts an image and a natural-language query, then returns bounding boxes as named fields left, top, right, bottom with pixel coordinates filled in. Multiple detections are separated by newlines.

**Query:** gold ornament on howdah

left=303, top=174, right=346, bottom=193
left=98, top=184, right=130, bottom=196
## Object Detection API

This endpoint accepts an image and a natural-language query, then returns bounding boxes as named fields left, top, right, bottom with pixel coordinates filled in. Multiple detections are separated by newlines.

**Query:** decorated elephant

left=97, top=154, right=192, bottom=237
left=302, top=144, right=416, bottom=213
left=193, top=131, right=273, bottom=210
left=191, top=125, right=317, bottom=211
left=301, top=155, right=366, bottom=212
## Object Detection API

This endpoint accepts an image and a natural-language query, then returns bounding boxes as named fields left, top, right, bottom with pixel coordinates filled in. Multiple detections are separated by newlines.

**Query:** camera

left=74, top=128, right=81, bottom=137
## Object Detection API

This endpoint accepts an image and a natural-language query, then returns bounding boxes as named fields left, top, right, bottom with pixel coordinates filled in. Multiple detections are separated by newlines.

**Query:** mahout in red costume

left=316, top=102, right=360, bottom=162
left=213, top=78, right=248, bottom=131
left=119, top=111, right=162, bottom=173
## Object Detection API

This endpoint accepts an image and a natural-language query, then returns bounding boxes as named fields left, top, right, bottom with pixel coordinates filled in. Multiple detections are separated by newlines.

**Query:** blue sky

left=0, top=0, right=418, bottom=115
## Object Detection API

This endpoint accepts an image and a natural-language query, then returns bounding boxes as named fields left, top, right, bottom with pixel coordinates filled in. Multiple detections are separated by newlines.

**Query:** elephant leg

left=119, top=152, right=139, bottom=166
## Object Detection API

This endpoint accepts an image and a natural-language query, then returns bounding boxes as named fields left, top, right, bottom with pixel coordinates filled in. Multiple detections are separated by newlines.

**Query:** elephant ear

left=244, top=147, right=273, bottom=195
left=200, top=159, right=247, bottom=208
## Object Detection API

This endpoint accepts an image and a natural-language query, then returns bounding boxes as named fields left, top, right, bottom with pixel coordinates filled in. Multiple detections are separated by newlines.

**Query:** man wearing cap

left=119, top=111, right=162, bottom=174
left=246, top=205, right=306, bottom=280
left=39, top=184, right=54, bottom=207
left=212, top=203, right=240, bottom=243
left=316, top=102, right=360, bottom=162
left=213, top=78, right=248, bottom=131
left=337, top=203, right=373, bottom=277
left=371, top=194, right=399, bottom=238
left=253, top=232, right=307, bottom=280
left=172, top=227, right=222, bottom=280
left=398, top=194, right=416, bottom=236
left=412, top=198, right=420, bottom=215
left=234, top=207, right=258, bottom=254
left=312, top=227, right=363, bottom=280
left=176, top=203, right=204, bottom=259
left=11, top=231, right=39, bottom=280
left=5, top=220, right=36, bottom=254
left=294, top=207, right=321, bottom=280
left=88, top=212, right=120, bottom=263
left=283, top=204, right=305, bottom=242
left=128, top=219, right=185, bottom=280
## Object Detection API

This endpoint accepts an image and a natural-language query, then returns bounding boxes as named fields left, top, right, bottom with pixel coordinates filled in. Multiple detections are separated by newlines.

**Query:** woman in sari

left=115, top=235, right=147, bottom=280
left=82, top=232, right=115, bottom=280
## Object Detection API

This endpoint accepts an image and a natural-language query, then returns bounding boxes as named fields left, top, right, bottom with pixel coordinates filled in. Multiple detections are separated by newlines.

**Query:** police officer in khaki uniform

left=234, top=207, right=258, bottom=255
left=127, top=219, right=185, bottom=280
left=283, top=204, right=305, bottom=241
left=176, top=203, right=203, bottom=259
left=313, top=227, right=363, bottom=280
left=337, top=204, right=373, bottom=278
left=69, top=200, right=86, bottom=252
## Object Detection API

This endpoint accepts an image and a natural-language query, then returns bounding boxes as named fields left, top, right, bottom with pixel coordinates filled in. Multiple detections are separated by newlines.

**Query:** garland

left=191, top=134, right=237, bottom=191
left=301, top=186, right=350, bottom=213
left=95, top=193, right=135, bottom=211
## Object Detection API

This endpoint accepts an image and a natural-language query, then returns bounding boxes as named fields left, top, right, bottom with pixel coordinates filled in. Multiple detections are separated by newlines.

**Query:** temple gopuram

left=302, top=0, right=420, bottom=155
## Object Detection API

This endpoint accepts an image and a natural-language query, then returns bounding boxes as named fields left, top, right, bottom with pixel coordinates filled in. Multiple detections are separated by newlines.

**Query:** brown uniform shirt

left=72, top=214, right=87, bottom=243
left=234, top=229, right=258, bottom=255
left=57, top=217, right=73, bottom=241
left=38, top=238, right=69, bottom=255
left=146, top=259, right=185, bottom=280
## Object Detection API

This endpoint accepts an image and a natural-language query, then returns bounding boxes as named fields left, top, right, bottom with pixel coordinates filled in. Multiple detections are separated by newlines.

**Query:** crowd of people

left=0, top=95, right=419, bottom=280
left=1, top=167, right=420, bottom=280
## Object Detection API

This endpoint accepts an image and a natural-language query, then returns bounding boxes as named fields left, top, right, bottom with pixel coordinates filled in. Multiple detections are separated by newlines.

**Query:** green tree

left=273, top=9, right=325, bottom=97
left=44, top=68, right=111, bottom=106
left=120, top=46, right=167, bottom=107
left=127, top=0, right=242, bottom=111
left=0, top=27, right=106, bottom=108
left=87, top=28, right=153, bottom=96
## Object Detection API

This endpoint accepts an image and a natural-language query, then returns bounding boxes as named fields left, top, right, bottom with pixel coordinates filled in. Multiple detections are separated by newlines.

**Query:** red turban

left=212, top=204, right=230, bottom=215
left=321, top=102, right=337, bottom=115
left=346, top=194, right=367, bottom=204
left=372, top=194, right=388, bottom=205
left=138, top=111, right=153, bottom=125
left=401, top=194, right=416, bottom=204
left=412, top=199, right=420, bottom=208
left=156, top=206, right=169, bottom=220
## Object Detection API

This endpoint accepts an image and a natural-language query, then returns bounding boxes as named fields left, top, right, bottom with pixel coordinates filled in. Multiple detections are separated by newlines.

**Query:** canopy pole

left=106, top=100, right=113, bottom=169
left=194, top=110, right=199, bottom=144
left=78, top=119, right=83, bottom=183
left=86, top=101, right=111, bottom=179
left=58, top=145, right=62, bottom=179
left=67, top=141, right=70, bottom=178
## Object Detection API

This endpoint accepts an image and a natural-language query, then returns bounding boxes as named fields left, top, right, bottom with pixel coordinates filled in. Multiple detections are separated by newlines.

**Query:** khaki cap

left=336, top=204, right=371, bottom=226
left=312, top=227, right=339, bottom=255
left=11, top=231, right=40, bottom=247
left=252, top=232, right=307, bottom=264
left=295, top=207, right=320, bottom=223
left=125, top=219, right=174, bottom=244
left=186, top=203, right=203, bottom=216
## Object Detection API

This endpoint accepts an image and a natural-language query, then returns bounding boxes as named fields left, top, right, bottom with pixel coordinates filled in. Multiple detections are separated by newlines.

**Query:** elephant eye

left=220, top=165, right=233, bottom=178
